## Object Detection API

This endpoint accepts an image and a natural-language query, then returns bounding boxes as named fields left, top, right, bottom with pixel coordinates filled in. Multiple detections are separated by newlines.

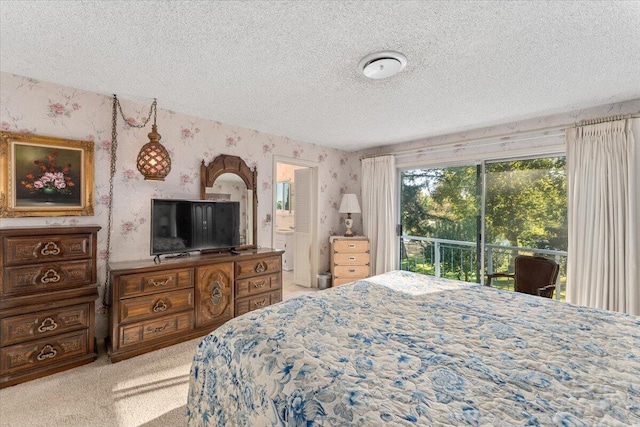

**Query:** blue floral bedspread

left=187, top=270, right=640, bottom=426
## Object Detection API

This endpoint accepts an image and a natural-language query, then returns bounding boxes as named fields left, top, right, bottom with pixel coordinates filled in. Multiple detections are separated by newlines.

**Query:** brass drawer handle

left=41, top=269, right=61, bottom=284
left=252, top=280, right=267, bottom=289
left=348, top=269, right=356, bottom=273
left=148, top=277, right=172, bottom=287
left=254, top=299, right=267, bottom=308
left=37, top=344, right=57, bottom=361
left=349, top=256, right=356, bottom=261
left=37, top=317, right=58, bottom=333
left=153, top=300, right=168, bottom=312
left=210, top=282, right=222, bottom=305
left=41, top=242, right=61, bottom=256
left=254, top=261, right=268, bottom=273
left=147, top=323, right=170, bottom=333
left=348, top=243, right=356, bottom=248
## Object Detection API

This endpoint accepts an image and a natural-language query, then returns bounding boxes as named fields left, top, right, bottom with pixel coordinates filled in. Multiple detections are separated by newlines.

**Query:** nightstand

left=329, top=236, right=370, bottom=286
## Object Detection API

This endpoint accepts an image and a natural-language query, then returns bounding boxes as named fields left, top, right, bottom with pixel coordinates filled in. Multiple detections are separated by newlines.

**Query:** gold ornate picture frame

left=0, top=131, right=94, bottom=217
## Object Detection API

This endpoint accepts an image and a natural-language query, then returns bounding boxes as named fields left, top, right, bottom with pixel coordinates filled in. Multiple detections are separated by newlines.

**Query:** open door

left=293, top=167, right=314, bottom=287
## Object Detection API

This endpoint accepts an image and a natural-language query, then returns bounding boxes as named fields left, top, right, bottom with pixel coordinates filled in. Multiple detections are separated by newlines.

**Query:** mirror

left=200, top=154, right=257, bottom=250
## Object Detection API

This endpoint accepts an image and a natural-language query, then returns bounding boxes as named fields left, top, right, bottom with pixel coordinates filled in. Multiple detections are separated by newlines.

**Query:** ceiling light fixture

left=358, top=51, right=407, bottom=79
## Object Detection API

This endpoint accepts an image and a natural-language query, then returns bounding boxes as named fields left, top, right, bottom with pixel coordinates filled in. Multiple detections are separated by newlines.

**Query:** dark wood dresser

left=107, top=248, right=283, bottom=362
left=0, top=226, right=100, bottom=388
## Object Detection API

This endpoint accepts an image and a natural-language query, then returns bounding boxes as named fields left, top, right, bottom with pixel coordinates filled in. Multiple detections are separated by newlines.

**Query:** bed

left=187, top=270, right=640, bottom=426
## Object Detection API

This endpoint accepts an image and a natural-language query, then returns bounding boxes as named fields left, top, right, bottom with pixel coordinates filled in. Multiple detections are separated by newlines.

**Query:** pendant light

left=111, top=95, right=172, bottom=181
left=135, top=100, right=171, bottom=181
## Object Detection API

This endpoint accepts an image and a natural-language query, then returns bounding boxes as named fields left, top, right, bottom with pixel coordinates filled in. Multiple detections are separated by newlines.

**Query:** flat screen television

left=150, top=198, right=240, bottom=257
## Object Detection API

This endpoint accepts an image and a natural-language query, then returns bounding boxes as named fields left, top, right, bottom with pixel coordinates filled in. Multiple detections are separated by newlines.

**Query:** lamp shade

left=339, top=194, right=361, bottom=214
left=136, top=124, right=171, bottom=181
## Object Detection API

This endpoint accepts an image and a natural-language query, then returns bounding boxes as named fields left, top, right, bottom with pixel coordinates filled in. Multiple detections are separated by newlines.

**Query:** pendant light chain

left=102, top=94, right=157, bottom=309
left=115, top=97, right=157, bottom=128
left=101, top=95, right=119, bottom=309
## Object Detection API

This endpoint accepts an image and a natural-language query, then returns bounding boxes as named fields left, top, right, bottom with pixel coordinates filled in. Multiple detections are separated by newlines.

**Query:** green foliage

left=484, top=157, right=567, bottom=250
left=400, top=156, right=568, bottom=287
left=401, top=166, right=479, bottom=241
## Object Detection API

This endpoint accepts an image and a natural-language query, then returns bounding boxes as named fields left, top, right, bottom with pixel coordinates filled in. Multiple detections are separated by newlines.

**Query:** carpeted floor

left=0, top=275, right=317, bottom=427
left=0, top=337, right=201, bottom=427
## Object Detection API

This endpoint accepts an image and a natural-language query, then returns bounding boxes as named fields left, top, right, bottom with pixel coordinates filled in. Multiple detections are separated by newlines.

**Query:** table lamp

left=338, top=193, right=361, bottom=237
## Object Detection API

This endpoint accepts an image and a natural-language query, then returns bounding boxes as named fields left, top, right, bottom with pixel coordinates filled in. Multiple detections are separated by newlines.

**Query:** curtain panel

left=566, top=119, right=638, bottom=315
left=361, top=156, right=398, bottom=275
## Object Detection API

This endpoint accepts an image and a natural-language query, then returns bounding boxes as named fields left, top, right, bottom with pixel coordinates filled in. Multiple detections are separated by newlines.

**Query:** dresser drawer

left=119, top=289, right=194, bottom=324
left=333, top=265, right=369, bottom=280
left=235, top=290, right=281, bottom=316
left=333, top=252, right=370, bottom=266
left=235, top=273, right=281, bottom=298
left=333, top=278, right=361, bottom=287
left=1, top=304, right=90, bottom=347
left=3, top=234, right=93, bottom=266
left=2, top=260, right=94, bottom=297
left=235, top=256, right=281, bottom=280
left=332, top=239, right=369, bottom=253
left=118, top=268, right=193, bottom=298
left=119, top=312, right=193, bottom=349
left=0, top=330, right=88, bottom=377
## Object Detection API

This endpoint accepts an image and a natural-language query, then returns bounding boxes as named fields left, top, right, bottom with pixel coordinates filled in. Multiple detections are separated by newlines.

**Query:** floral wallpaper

left=2, top=71, right=638, bottom=341
left=0, top=71, right=361, bottom=338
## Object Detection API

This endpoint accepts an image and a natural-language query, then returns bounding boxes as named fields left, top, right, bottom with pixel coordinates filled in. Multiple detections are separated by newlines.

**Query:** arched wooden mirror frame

left=200, top=154, right=258, bottom=251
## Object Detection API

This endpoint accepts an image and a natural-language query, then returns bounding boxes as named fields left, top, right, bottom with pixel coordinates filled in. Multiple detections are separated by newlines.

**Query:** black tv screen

left=150, top=199, right=240, bottom=256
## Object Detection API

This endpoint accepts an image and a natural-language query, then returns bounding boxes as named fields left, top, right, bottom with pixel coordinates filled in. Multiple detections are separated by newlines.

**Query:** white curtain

left=566, top=119, right=638, bottom=315
left=361, top=155, right=397, bottom=275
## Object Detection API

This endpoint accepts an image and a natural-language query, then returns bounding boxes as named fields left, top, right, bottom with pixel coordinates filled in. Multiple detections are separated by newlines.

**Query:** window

left=400, top=155, right=568, bottom=299
left=275, top=181, right=291, bottom=211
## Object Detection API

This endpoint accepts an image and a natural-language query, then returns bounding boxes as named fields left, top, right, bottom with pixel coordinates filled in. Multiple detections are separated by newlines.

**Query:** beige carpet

left=0, top=337, right=202, bottom=427
left=0, top=280, right=316, bottom=427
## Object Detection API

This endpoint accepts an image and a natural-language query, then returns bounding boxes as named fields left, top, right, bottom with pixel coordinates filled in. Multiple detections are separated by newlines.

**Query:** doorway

left=273, top=157, right=319, bottom=288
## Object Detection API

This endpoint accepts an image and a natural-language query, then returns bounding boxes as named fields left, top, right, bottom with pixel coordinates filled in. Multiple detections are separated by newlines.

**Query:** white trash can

left=317, top=273, right=331, bottom=290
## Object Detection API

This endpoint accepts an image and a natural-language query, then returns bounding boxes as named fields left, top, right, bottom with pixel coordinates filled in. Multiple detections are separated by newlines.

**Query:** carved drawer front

left=119, top=289, right=194, bottom=324
left=119, top=312, right=193, bottom=348
left=235, top=290, right=282, bottom=317
left=2, top=260, right=94, bottom=297
left=333, top=265, right=370, bottom=281
left=0, top=330, right=88, bottom=376
left=195, top=263, right=234, bottom=329
left=1, top=304, right=89, bottom=347
left=235, top=273, right=281, bottom=298
left=118, top=268, right=193, bottom=298
left=4, top=234, right=93, bottom=266
left=333, top=252, right=370, bottom=266
left=235, top=256, right=281, bottom=280
left=332, top=239, right=369, bottom=253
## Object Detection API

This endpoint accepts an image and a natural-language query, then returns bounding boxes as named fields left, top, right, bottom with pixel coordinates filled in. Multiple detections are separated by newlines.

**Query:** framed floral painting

left=0, top=131, right=94, bottom=217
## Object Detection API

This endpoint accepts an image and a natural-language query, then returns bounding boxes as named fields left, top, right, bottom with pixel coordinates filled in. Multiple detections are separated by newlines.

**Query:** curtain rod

left=577, top=114, right=635, bottom=126
left=360, top=113, right=640, bottom=161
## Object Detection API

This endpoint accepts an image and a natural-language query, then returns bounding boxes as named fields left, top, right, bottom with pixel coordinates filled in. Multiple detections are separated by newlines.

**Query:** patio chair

left=487, top=255, right=559, bottom=298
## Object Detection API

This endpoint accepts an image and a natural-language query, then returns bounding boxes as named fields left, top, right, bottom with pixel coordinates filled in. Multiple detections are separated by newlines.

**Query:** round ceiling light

left=358, top=51, right=407, bottom=79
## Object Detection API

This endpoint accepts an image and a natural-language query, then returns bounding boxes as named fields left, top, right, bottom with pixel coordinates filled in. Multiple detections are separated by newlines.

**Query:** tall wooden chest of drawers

left=0, top=226, right=100, bottom=388
left=107, top=249, right=282, bottom=362
left=330, top=236, right=370, bottom=286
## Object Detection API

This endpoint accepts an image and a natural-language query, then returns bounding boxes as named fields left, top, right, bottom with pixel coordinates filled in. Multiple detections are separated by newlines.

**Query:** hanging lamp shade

left=136, top=124, right=171, bottom=181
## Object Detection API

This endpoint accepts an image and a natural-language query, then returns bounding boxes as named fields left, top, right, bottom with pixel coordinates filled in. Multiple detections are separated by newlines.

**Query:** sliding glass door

left=484, top=157, right=567, bottom=297
left=400, top=155, right=567, bottom=299
left=400, top=164, right=480, bottom=282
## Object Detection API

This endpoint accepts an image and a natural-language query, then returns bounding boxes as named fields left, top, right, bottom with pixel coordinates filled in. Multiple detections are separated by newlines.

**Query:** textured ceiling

left=1, top=1, right=639, bottom=151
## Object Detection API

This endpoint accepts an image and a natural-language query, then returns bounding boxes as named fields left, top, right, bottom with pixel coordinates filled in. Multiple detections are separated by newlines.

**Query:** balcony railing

left=400, top=235, right=568, bottom=300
